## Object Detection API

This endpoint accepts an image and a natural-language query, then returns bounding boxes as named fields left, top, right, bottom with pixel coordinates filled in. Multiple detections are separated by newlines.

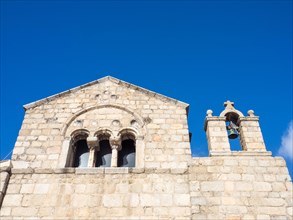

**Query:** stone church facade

left=0, top=76, right=292, bottom=219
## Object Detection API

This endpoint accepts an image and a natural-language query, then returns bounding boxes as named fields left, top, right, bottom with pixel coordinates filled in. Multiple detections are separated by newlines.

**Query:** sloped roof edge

left=23, top=76, right=189, bottom=110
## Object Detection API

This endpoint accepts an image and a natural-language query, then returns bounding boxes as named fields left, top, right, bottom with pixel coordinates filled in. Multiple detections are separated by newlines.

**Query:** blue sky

left=1, top=1, right=292, bottom=178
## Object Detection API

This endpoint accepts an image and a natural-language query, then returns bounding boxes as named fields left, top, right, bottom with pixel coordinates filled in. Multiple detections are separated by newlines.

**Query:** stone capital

left=110, top=137, right=121, bottom=150
left=86, top=137, right=98, bottom=149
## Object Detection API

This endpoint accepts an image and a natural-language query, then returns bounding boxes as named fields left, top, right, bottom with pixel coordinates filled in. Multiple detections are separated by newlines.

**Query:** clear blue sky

left=1, top=1, right=292, bottom=178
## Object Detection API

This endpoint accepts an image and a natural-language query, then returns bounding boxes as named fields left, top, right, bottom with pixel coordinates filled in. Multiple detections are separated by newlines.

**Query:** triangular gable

left=23, top=76, right=189, bottom=110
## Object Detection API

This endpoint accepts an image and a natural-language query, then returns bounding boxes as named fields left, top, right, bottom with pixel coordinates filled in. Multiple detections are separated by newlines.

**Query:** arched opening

left=73, top=139, right=90, bottom=167
left=118, top=134, right=136, bottom=167
left=66, top=130, right=90, bottom=168
left=225, top=112, right=242, bottom=151
left=95, top=135, right=112, bottom=167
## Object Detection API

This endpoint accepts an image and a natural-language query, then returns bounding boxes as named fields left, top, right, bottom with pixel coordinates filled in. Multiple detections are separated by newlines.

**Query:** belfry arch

left=204, top=100, right=268, bottom=155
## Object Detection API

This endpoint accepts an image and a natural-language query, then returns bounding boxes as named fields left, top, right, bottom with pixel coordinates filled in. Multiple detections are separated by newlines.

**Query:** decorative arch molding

left=219, top=109, right=244, bottom=118
left=62, top=104, right=146, bottom=137
left=70, top=129, right=90, bottom=139
left=219, top=100, right=244, bottom=119
left=118, top=127, right=139, bottom=140
left=94, top=128, right=114, bottom=139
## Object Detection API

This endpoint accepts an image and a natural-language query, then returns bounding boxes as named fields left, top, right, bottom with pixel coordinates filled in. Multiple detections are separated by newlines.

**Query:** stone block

left=191, top=197, right=206, bottom=205
left=256, top=215, right=270, bottom=220
left=174, top=183, right=189, bottom=193
left=140, top=194, right=160, bottom=206
left=20, top=184, right=34, bottom=194
left=257, top=207, right=286, bottom=215
left=254, top=182, right=272, bottom=192
left=227, top=215, right=241, bottom=220
left=2, top=194, right=23, bottom=206
left=169, top=207, right=190, bottom=217
left=272, top=182, right=286, bottom=191
left=222, top=197, right=238, bottom=205
left=11, top=207, right=38, bottom=216
left=174, top=194, right=190, bottom=206
left=104, top=168, right=129, bottom=174
left=159, top=194, right=173, bottom=207
left=287, top=207, right=293, bottom=216
left=235, top=182, right=253, bottom=191
left=34, top=184, right=50, bottom=194
left=39, top=207, right=54, bottom=216
left=0, top=207, right=11, bottom=216
left=72, top=194, right=90, bottom=208
left=201, top=181, right=224, bottom=191
left=219, top=205, right=247, bottom=214
left=129, top=193, right=139, bottom=207
left=102, top=195, right=123, bottom=207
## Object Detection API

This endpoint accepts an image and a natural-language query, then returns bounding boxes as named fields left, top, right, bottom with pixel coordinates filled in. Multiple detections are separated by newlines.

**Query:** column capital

left=110, top=137, right=121, bottom=150
left=86, top=137, right=98, bottom=149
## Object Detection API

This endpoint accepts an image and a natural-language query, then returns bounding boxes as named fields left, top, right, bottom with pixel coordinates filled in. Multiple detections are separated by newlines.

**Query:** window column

left=86, top=137, right=98, bottom=167
left=110, top=137, right=121, bottom=167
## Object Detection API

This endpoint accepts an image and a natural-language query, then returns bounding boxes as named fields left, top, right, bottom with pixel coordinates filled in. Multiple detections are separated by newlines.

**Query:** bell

left=227, top=121, right=239, bottom=139
left=228, top=128, right=239, bottom=139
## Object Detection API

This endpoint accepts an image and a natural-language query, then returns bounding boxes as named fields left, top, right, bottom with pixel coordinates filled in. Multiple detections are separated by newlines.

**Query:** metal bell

left=227, top=121, right=239, bottom=139
left=228, top=128, right=239, bottom=139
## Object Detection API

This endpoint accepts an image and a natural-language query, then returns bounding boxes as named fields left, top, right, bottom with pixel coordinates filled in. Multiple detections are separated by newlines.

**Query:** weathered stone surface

left=0, top=77, right=292, bottom=219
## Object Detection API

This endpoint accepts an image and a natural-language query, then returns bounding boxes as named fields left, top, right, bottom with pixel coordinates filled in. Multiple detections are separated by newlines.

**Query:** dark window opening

left=118, top=139, right=136, bottom=167
left=73, top=139, right=89, bottom=167
left=95, top=139, right=112, bottom=167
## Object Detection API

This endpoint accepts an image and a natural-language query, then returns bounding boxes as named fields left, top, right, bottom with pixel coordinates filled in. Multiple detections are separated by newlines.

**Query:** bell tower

left=204, top=100, right=270, bottom=156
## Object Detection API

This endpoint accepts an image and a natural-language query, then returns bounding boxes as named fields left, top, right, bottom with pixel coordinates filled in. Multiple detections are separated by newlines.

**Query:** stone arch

left=118, top=127, right=139, bottom=140
left=66, top=129, right=90, bottom=167
left=62, top=104, right=146, bottom=137
left=70, top=129, right=90, bottom=139
left=94, top=128, right=114, bottom=140
left=93, top=128, right=113, bottom=167
left=59, top=104, right=146, bottom=168
left=219, top=101, right=244, bottom=151
left=116, top=127, right=138, bottom=168
left=220, top=109, right=244, bottom=121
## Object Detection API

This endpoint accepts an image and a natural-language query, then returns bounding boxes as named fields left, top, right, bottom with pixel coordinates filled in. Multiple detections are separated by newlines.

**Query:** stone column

left=110, top=137, right=121, bottom=167
left=238, top=110, right=266, bottom=152
left=86, top=137, right=98, bottom=167
left=204, top=110, right=230, bottom=156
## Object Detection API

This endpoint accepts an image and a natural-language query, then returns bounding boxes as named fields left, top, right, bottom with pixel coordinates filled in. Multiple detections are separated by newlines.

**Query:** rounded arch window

left=118, top=133, right=136, bottom=167
left=95, top=133, right=112, bottom=167
left=70, top=131, right=89, bottom=168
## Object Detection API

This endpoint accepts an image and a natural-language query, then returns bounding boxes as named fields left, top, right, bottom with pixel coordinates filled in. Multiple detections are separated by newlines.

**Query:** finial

left=206, top=109, right=213, bottom=116
left=224, top=100, right=235, bottom=110
left=248, top=110, right=255, bottom=117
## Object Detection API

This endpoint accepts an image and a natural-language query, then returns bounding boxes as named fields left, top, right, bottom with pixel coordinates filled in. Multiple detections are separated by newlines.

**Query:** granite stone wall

left=0, top=77, right=292, bottom=219
left=0, top=156, right=291, bottom=219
